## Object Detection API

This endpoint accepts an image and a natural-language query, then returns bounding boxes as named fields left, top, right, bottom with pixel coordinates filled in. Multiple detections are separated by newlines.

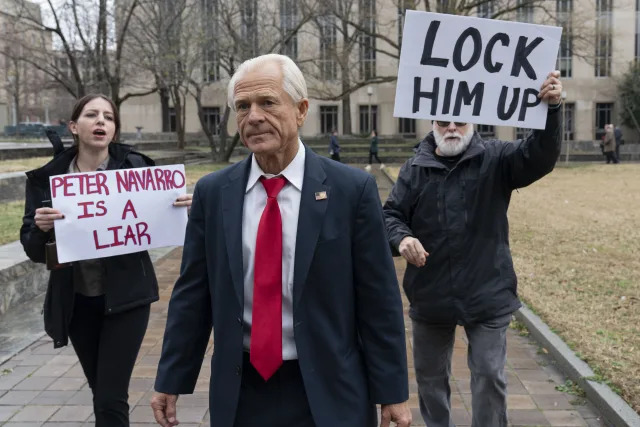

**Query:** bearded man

left=383, top=71, right=564, bottom=427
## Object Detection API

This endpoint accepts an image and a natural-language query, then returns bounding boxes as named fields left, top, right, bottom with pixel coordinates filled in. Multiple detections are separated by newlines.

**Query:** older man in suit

left=151, top=54, right=411, bottom=427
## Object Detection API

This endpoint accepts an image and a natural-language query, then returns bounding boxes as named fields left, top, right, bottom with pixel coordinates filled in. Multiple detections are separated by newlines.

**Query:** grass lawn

left=510, top=163, right=640, bottom=411
left=184, top=162, right=229, bottom=185
left=0, top=201, right=24, bottom=245
left=386, top=163, right=640, bottom=412
left=0, top=157, right=51, bottom=173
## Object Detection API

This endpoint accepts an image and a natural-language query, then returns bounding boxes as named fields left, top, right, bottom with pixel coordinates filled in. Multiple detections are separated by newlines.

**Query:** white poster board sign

left=394, top=11, right=562, bottom=129
left=51, top=164, right=188, bottom=263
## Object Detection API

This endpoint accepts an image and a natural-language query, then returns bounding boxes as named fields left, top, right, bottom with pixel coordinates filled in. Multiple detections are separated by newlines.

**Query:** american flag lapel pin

left=315, top=191, right=327, bottom=201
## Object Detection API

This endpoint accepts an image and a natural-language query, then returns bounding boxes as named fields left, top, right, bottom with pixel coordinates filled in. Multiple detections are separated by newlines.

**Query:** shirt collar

left=69, top=155, right=110, bottom=173
left=246, top=139, right=305, bottom=193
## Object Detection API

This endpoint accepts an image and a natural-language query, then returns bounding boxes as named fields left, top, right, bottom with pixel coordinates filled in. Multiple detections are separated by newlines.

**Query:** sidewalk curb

left=383, top=166, right=639, bottom=427
left=380, top=166, right=396, bottom=187
left=514, top=306, right=640, bottom=427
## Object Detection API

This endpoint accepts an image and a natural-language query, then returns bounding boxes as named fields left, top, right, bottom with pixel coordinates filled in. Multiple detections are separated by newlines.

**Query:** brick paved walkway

left=0, top=167, right=608, bottom=426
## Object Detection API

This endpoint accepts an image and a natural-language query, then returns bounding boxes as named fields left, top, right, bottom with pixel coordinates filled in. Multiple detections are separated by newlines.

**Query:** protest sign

left=394, top=10, right=562, bottom=129
left=51, top=164, right=188, bottom=263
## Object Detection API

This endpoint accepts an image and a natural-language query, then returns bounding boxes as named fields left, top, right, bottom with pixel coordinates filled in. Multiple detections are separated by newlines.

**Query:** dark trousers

left=331, top=152, right=341, bottom=162
left=605, top=152, right=618, bottom=164
left=412, top=314, right=511, bottom=427
left=368, top=152, right=382, bottom=164
left=68, top=294, right=150, bottom=427
left=234, top=353, right=315, bottom=427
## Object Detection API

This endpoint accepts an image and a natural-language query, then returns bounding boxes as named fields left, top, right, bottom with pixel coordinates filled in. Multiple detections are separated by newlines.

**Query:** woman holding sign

left=20, top=94, right=192, bottom=427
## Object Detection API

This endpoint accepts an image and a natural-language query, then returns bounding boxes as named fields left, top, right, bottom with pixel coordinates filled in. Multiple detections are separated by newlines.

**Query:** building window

left=563, top=103, right=575, bottom=141
left=359, top=0, right=376, bottom=80
left=56, top=57, right=71, bottom=80
left=202, top=107, right=220, bottom=135
left=320, top=106, right=338, bottom=134
left=477, top=2, right=494, bottom=18
left=556, top=0, right=573, bottom=78
left=595, top=0, right=612, bottom=77
left=202, top=49, right=220, bottom=82
left=240, top=0, right=258, bottom=58
left=398, top=118, right=416, bottom=137
left=202, top=0, right=220, bottom=82
left=516, top=0, right=534, bottom=23
left=595, top=103, right=613, bottom=140
left=318, top=13, right=337, bottom=80
left=168, top=108, right=176, bottom=133
left=359, top=105, right=378, bottom=134
left=280, top=0, right=298, bottom=60
left=515, top=127, right=530, bottom=140
left=476, top=124, right=495, bottom=138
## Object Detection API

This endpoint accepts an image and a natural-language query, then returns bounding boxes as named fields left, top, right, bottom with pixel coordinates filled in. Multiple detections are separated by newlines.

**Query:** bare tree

left=300, top=0, right=400, bottom=134
left=0, top=0, right=156, bottom=110
left=186, top=0, right=316, bottom=162
left=128, top=0, right=204, bottom=149
left=300, top=0, right=597, bottom=135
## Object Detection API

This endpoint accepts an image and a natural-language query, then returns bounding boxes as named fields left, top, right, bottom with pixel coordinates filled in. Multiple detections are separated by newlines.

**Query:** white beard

left=433, top=125, right=474, bottom=156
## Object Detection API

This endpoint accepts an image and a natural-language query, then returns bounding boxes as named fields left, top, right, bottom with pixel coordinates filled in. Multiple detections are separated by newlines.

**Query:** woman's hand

left=34, top=207, right=64, bottom=232
left=173, top=194, right=193, bottom=214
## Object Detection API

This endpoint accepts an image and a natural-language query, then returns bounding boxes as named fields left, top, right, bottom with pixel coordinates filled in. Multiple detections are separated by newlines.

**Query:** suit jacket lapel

left=222, top=157, right=252, bottom=307
left=293, top=147, right=329, bottom=311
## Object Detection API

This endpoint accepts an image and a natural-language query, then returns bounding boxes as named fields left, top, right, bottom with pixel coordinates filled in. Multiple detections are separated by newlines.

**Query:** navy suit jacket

left=155, top=146, right=408, bottom=427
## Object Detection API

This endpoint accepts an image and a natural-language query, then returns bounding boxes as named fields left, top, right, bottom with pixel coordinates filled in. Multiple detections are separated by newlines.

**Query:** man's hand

left=380, top=402, right=412, bottom=427
left=538, top=70, right=562, bottom=105
left=399, top=236, right=429, bottom=267
left=151, top=392, right=179, bottom=427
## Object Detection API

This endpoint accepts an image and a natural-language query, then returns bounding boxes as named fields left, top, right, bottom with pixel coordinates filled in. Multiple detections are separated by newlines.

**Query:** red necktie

left=250, top=176, right=287, bottom=381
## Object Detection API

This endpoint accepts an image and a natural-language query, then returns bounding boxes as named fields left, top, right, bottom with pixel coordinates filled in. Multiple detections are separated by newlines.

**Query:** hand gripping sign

left=50, top=164, right=188, bottom=263
left=394, top=11, right=562, bottom=129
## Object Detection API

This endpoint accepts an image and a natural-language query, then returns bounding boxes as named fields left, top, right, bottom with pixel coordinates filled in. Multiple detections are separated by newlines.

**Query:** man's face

left=233, top=62, right=308, bottom=157
left=432, top=121, right=474, bottom=156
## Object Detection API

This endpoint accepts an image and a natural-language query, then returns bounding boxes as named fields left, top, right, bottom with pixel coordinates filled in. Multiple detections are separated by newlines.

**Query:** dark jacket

left=329, top=134, right=340, bottom=153
left=383, top=107, right=562, bottom=325
left=20, top=143, right=159, bottom=348
left=155, top=147, right=408, bottom=427
left=369, top=135, right=379, bottom=153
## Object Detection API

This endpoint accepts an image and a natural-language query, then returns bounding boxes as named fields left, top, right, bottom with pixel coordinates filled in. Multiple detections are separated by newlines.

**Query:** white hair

left=227, top=54, right=307, bottom=110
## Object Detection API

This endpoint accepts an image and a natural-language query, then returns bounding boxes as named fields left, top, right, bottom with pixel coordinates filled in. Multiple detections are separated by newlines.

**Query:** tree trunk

left=13, top=92, right=20, bottom=124
left=223, top=133, right=241, bottom=162
left=341, top=94, right=352, bottom=135
left=160, top=87, right=170, bottom=132
left=192, top=86, right=217, bottom=160
left=171, top=87, right=186, bottom=149
left=218, top=105, right=235, bottom=162
left=340, top=16, right=352, bottom=135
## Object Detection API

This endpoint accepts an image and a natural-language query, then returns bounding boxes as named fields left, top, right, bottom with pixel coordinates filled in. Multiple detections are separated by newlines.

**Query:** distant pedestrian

left=614, top=125, right=623, bottom=162
left=365, top=130, right=384, bottom=172
left=329, top=129, right=341, bottom=162
left=603, top=124, right=618, bottom=164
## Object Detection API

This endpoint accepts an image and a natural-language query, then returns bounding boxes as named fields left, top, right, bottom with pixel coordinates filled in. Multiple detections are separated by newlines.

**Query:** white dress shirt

left=242, top=139, right=305, bottom=360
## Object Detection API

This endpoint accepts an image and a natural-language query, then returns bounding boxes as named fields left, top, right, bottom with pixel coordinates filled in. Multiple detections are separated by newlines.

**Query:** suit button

left=237, top=317, right=242, bottom=325
left=236, top=365, right=241, bottom=376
